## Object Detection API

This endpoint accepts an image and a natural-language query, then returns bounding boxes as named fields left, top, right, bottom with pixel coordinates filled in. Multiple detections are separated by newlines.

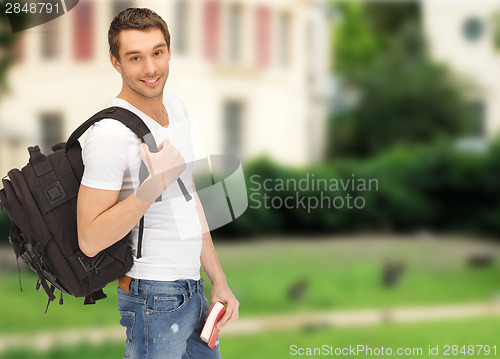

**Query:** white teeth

left=144, top=78, right=158, bottom=83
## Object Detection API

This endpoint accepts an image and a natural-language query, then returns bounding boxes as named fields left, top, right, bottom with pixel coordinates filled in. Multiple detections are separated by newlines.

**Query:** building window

left=174, top=0, right=188, bottom=54
left=255, top=6, right=270, bottom=67
left=228, top=3, right=242, bottom=63
left=111, top=0, right=134, bottom=20
left=73, top=1, right=94, bottom=61
left=463, top=17, right=484, bottom=42
left=223, top=101, right=243, bottom=157
left=40, top=112, right=63, bottom=153
left=40, top=20, right=60, bottom=60
left=203, top=0, right=221, bottom=61
left=278, top=11, right=291, bottom=67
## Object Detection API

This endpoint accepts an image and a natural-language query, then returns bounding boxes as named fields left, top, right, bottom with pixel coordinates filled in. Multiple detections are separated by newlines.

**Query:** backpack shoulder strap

left=66, top=107, right=154, bottom=151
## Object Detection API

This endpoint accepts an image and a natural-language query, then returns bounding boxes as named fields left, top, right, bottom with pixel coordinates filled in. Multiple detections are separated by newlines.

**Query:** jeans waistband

left=130, top=277, right=204, bottom=298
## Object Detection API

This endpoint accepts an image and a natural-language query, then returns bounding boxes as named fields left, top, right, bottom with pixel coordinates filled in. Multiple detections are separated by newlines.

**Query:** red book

left=200, top=301, right=226, bottom=349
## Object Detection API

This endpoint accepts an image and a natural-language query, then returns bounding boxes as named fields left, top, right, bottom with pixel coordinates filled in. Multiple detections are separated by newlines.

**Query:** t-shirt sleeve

left=81, top=120, right=133, bottom=191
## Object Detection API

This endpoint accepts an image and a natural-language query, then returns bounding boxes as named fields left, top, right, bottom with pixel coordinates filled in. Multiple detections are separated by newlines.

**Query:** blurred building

left=422, top=0, right=500, bottom=142
left=0, top=0, right=331, bottom=177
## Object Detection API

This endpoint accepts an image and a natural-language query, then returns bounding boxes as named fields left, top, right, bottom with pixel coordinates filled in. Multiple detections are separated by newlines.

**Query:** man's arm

left=77, top=185, right=151, bottom=257
left=193, top=186, right=239, bottom=328
left=78, top=139, right=186, bottom=257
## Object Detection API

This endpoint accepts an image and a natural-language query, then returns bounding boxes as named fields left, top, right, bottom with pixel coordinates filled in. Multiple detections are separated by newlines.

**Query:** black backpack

left=0, top=106, right=191, bottom=312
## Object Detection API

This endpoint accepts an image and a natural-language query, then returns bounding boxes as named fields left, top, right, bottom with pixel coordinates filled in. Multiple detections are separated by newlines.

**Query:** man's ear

left=110, top=54, right=122, bottom=74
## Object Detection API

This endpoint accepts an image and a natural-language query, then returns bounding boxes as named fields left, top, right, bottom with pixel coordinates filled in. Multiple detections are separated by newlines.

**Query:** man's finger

left=217, top=306, right=236, bottom=328
left=217, top=312, right=233, bottom=329
left=217, top=312, right=229, bottom=328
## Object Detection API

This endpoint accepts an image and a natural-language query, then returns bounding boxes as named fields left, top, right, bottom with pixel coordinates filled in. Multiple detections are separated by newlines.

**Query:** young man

left=76, top=8, right=238, bottom=359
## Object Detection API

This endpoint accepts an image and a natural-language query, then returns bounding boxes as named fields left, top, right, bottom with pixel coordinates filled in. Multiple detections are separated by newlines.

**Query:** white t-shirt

left=81, top=94, right=202, bottom=281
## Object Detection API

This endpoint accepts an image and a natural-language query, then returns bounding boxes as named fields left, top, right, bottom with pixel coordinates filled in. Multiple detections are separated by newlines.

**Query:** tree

left=332, top=2, right=379, bottom=76
left=328, top=2, right=478, bottom=158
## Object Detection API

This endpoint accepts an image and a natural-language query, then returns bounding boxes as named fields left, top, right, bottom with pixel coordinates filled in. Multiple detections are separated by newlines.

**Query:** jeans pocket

left=119, top=310, right=135, bottom=358
left=151, top=292, right=187, bottom=317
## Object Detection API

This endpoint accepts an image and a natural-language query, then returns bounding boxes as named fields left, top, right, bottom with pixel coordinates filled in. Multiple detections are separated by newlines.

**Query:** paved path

left=1, top=301, right=500, bottom=353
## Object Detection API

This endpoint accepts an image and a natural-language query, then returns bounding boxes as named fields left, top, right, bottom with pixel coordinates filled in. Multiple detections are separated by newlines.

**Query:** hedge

left=215, top=139, right=500, bottom=238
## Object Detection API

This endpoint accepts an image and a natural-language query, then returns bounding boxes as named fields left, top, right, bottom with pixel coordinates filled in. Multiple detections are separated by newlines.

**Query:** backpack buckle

left=78, top=254, right=105, bottom=273
left=44, top=182, right=66, bottom=205
left=78, top=256, right=94, bottom=272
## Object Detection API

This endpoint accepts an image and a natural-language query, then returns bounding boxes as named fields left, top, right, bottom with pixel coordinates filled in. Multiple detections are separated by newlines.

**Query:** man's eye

left=154, top=51, right=162, bottom=56
left=131, top=57, right=140, bottom=61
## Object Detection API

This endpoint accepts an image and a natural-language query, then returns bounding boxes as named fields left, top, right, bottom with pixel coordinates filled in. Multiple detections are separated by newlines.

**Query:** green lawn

left=2, top=316, right=499, bottom=359
left=213, top=236, right=500, bottom=314
left=1, top=236, right=499, bottom=334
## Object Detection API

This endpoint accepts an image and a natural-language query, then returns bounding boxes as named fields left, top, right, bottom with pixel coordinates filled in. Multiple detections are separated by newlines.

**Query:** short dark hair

left=108, top=7, right=170, bottom=60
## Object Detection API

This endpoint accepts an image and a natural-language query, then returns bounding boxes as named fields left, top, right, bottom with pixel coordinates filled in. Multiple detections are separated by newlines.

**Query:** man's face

left=111, top=28, right=171, bottom=100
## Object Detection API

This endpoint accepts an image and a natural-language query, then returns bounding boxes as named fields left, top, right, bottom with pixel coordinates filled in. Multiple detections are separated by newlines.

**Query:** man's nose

left=143, top=57, right=156, bottom=76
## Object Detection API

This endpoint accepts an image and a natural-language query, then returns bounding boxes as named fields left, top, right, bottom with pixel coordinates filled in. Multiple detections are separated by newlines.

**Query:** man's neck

left=117, top=89, right=168, bottom=126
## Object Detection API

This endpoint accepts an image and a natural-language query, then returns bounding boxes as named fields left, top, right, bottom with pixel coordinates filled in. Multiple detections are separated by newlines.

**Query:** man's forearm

left=193, top=182, right=239, bottom=325
left=200, top=233, right=227, bottom=286
left=193, top=187, right=227, bottom=286
left=78, top=187, right=151, bottom=257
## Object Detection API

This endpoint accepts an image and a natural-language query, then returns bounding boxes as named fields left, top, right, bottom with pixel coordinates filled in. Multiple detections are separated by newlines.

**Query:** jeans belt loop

left=186, top=280, right=193, bottom=298
left=133, top=278, right=139, bottom=295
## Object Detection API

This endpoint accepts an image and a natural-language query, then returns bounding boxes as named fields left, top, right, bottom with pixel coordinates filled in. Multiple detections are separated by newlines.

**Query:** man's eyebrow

left=124, top=43, right=167, bottom=56
left=153, top=43, right=167, bottom=50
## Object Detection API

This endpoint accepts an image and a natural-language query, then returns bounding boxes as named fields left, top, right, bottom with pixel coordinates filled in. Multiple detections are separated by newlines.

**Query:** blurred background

left=1, top=0, right=500, bottom=358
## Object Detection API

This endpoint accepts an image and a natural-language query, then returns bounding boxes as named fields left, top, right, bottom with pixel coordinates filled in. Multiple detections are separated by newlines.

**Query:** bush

left=216, top=139, right=500, bottom=238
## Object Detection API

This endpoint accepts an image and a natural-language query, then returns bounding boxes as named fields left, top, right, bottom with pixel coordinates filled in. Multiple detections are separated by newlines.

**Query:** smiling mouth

left=141, top=77, right=160, bottom=86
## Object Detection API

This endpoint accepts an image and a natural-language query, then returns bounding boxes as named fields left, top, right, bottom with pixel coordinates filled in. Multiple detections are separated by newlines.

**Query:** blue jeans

left=117, top=278, right=221, bottom=359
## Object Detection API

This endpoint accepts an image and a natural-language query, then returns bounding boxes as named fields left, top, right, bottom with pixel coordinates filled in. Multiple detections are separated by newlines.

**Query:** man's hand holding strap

left=136, top=140, right=186, bottom=203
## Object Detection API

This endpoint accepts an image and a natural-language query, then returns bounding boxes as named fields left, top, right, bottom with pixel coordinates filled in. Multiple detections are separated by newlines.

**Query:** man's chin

left=138, top=81, right=166, bottom=98
left=144, top=91, right=164, bottom=99
left=133, top=87, right=164, bottom=99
